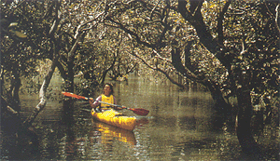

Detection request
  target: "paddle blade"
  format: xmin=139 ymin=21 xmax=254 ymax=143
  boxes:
xmin=129 ymin=108 xmax=149 ymax=116
xmin=61 ymin=92 xmax=88 ymax=100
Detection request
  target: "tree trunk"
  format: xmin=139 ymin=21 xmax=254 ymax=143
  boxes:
xmin=65 ymin=55 xmax=75 ymax=92
xmin=236 ymin=90 xmax=261 ymax=155
xmin=11 ymin=69 xmax=22 ymax=112
xmin=236 ymin=71 xmax=260 ymax=156
xmin=205 ymin=81 xmax=229 ymax=109
xmin=6 ymin=69 xmax=22 ymax=112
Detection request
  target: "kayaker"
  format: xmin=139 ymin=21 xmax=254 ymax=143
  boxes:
xmin=89 ymin=83 xmax=123 ymax=112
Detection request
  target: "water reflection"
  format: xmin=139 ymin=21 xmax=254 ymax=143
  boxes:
xmin=2 ymin=75 xmax=278 ymax=160
xmin=92 ymin=121 xmax=137 ymax=146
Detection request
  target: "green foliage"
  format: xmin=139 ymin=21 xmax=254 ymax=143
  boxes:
xmin=1 ymin=0 xmax=59 ymax=101
xmin=1 ymin=0 xmax=139 ymax=98
xmin=99 ymin=0 xmax=279 ymax=132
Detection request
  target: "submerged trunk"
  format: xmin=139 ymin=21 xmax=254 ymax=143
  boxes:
xmin=65 ymin=56 xmax=75 ymax=92
xmin=6 ymin=69 xmax=22 ymax=112
xmin=205 ymin=81 xmax=230 ymax=110
xmin=12 ymin=70 xmax=21 ymax=112
xmin=63 ymin=57 xmax=75 ymax=116
xmin=204 ymin=80 xmax=232 ymax=129
xmin=236 ymin=90 xmax=258 ymax=152
xmin=236 ymin=71 xmax=260 ymax=157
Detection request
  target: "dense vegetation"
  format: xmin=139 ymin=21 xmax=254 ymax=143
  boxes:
xmin=1 ymin=0 xmax=279 ymax=159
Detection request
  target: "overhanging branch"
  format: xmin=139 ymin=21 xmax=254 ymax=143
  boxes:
xmin=177 ymin=0 xmax=232 ymax=69
xmin=130 ymin=51 xmax=185 ymax=88
xmin=106 ymin=17 xmax=153 ymax=48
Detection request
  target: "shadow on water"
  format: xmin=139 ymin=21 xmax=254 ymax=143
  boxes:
xmin=1 ymin=126 xmax=41 ymax=160
xmin=61 ymin=99 xmax=76 ymax=160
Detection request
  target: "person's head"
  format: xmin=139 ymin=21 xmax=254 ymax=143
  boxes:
xmin=103 ymin=83 xmax=114 ymax=96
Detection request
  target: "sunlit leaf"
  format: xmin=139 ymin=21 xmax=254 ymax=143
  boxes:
xmin=14 ymin=31 xmax=27 ymax=38
xmin=9 ymin=30 xmax=27 ymax=38
xmin=8 ymin=22 xmax=18 ymax=27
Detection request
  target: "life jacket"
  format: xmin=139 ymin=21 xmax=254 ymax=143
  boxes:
xmin=100 ymin=94 xmax=114 ymax=108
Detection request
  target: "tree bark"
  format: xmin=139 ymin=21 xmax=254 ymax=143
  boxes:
xmin=177 ymin=0 xmax=232 ymax=69
xmin=236 ymin=90 xmax=260 ymax=155
xmin=236 ymin=71 xmax=260 ymax=156
xmin=6 ymin=69 xmax=22 ymax=112
xmin=205 ymin=80 xmax=230 ymax=110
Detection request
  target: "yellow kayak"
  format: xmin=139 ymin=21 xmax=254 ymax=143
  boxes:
xmin=91 ymin=109 xmax=137 ymax=131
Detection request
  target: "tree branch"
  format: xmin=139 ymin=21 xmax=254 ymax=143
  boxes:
xmin=152 ymin=49 xmax=172 ymax=63
xmin=189 ymin=0 xmax=204 ymax=16
xmin=56 ymin=60 xmax=67 ymax=80
xmin=150 ymin=0 xmax=160 ymax=20
xmin=1 ymin=96 xmax=18 ymax=116
xmin=177 ymin=0 xmax=232 ymax=69
xmin=106 ymin=17 xmax=153 ymax=48
xmin=217 ymin=1 xmax=231 ymax=44
xmin=157 ymin=2 xmax=171 ymax=48
xmin=171 ymin=47 xmax=201 ymax=82
xmin=130 ymin=51 xmax=185 ymax=88
xmin=275 ymin=4 xmax=280 ymax=34
xmin=101 ymin=52 xmax=117 ymax=84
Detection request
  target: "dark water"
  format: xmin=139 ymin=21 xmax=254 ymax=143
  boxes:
xmin=1 ymin=75 xmax=279 ymax=160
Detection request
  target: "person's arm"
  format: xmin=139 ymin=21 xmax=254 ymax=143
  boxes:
xmin=113 ymin=96 xmax=125 ymax=110
xmin=89 ymin=96 xmax=101 ymax=111
xmin=114 ymin=96 xmax=117 ymax=105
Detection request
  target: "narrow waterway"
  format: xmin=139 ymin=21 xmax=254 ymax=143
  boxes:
xmin=1 ymin=75 xmax=279 ymax=160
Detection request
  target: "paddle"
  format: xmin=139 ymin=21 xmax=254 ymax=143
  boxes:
xmin=62 ymin=92 xmax=149 ymax=116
